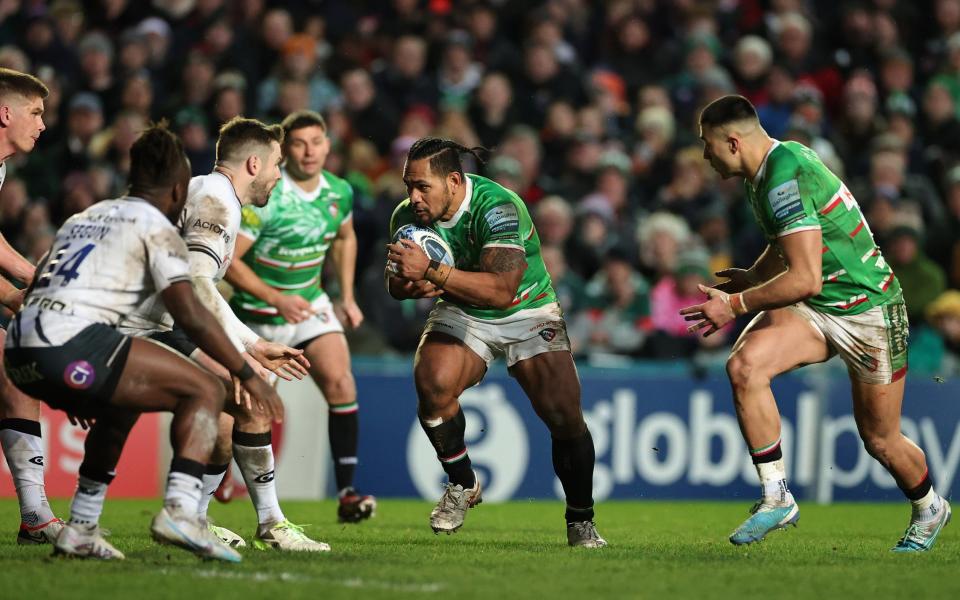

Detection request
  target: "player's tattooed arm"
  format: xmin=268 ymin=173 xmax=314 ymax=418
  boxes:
xmin=436 ymin=246 xmax=527 ymax=310
xmin=482 ymin=246 xmax=528 ymax=273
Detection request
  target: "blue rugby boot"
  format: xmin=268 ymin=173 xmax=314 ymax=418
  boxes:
xmin=729 ymin=497 xmax=799 ymax=545
xmin=892 ymin=497 xmax=951 ymax=553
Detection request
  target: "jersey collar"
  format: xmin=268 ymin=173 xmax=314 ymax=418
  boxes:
xmin=282 ymin=168 xmax=329 ymax=201
xmin=751 ymin=139 xmax=781 ymax=186
xmin=437 ymin=174 xmax=473 ymax=229
xmin=212 ymin=170 xmax=243 ymax=207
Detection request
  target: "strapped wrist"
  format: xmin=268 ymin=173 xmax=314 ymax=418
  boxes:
xmin=233 ymin=362 xmax=256 ymax=381
xmin=730 ymin=292 xmax=749 ymax=316
xmin=424 ymin=260 xmax=452 ymax=289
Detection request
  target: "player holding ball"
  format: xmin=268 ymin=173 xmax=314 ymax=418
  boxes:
xmin=385 ymin=137 xmax=605 ymax=548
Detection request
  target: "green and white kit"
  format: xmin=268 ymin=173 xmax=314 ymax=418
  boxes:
xmin=745 ymin=140 xmax=907 ymax=382
xmin=233 ymin=169 xmax=354 ymax=347
xmin=390 ymin=174 xmax=569 ymax=366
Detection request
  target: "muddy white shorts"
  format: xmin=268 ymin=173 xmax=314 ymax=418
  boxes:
xmin=789 ymin=297 xmax=909 ymax=385
xmin=422 ymin=302 xmax=571 ymax=367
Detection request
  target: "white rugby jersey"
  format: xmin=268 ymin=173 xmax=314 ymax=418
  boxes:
xmin=8 ymin=197 xmax=190 ymax=347
xmin=119 ymin=172 xmax=256 ymax=351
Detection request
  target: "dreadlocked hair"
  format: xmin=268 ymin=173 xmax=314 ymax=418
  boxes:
xmin=129 ymin=119 xmax=187 ymax=191
xmin=406 ymin=137 xmax=489 ymax=178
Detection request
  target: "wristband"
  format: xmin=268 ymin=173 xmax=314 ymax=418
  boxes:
xmin=424 ymin=260 xmax=452 ymax=289
xmin=424 ymin=259 xmax=441 ymax=280
xmin=233 ymin=362 xmax=256 ymax=382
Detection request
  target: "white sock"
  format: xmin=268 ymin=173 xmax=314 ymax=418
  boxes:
xmin=164 ymin=471 xmax=203 ymax=514
xmin=69 ymin=475 xmax=109 ymax=525
xmin=233 ymin=440 xmax=284 ymax=526
xmin=757 ymin=459 xmax=793 ymax=504
xmin=912 ymin=487 xmax=942 ymax=522
xmin=0 ymin=422 xmax=55 ymax=525
xmin=198 ymin=465 xmax=228 ymax=519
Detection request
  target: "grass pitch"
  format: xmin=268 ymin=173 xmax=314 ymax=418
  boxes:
xmin=0 ymin=498 xmax=957 ymax=599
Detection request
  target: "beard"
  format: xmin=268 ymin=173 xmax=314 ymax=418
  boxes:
xmin=415 ymin=186 xmax=455 ymax=225
xmin=250 ymin=174 xmax=277 ymax=207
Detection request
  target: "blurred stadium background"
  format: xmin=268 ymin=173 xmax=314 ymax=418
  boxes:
xmin=1 ymin=0 xmax=960 ymax=505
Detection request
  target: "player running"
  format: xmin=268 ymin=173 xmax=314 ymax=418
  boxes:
xmin=0 ymin=67 xmax=65 ymax=545
xmin=3 ymin=122 xmax=284 ymax=562
xmin=385 ymin=138 xmax=605 ymax=548
xmin=681 ymin=95 xmax=949 ymax=551
xmin=225 ymin=110 xmax=376 ymax=523
xmin=118 ymin=117 xmax=329 ymax=552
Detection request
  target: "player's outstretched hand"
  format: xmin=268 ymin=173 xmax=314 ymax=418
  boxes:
xmin=249 ymin=339 xmax=311 ymax=381
xmin=242 ymin=376 xmax=284 ymax=423
xmin=273 ymin=293 xmax=314 ymax=324
xmin=386 ymin=239 xmax=429 ymax=281
xmin=679 ymin=284 xmax=737 ymax=337
xmin=713 ymin=268 xmax=756 ymax=294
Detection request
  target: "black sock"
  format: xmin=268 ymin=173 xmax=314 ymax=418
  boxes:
xmin=900 ymin=470 xmax=933 ymax=501
xmin=328 ymin=409 xmax=359 ymax=493
xmin=419 ymin=408 xmax=475 ymax=488
xmin=552 ymin=429 xmax=596 ymax=524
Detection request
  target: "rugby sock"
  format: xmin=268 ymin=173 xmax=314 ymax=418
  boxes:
xmin=232 ymin=430 xmax=285 ymax=525
xmin=198 ymin=463 xmax=229 ymax=519
xmin=751 ymin=439 xmax=792 ymax=503
xmin=902 ymin=470 xmax=942 ymax=521
xmin=68 ymin=464 xmax=115 ymax=525
xmin=552 ymin=430 xmax=596 ymax=524
xmin=328 ymin=403 xmax=359 ymax=493
xmin=0 ymin=419 xmax=55 ymax=525
xmin=419 ymin=408 xmax=475 ymax=489
xmin=164 ymin=457 xmax=204 ymax=514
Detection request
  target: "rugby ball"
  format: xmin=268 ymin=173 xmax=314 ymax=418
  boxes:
xmin=392 ymin=224 xmax=455 ymax=266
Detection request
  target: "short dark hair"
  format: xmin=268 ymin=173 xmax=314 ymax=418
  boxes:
xmin=406 ymin=137 xmax=488 ymax=178
xmin=129 ymin=120 xmax=187 ymax=190
xmin=281 ymin=110 xmax=326 ymax=140
xmin=215 ymin=116 xmax=284 ymax=164
xmin=699 ymin=95 xmax=758 ymax=128
xmin=0 ymin=68 xmax=49 ymax=102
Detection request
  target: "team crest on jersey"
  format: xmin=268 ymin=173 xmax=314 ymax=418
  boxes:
xmin=539 ymin=328 xmax=557 ymax=342
xmin=64 ymin=360 xmax=95 ymax=390
xmin=328 ymin=203 xmax=339 ymax=218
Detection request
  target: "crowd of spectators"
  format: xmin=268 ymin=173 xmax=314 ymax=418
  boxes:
xmin=2 ymin=0 xmax=960 ymax=372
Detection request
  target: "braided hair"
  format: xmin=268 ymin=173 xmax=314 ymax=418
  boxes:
xmin=406 ymin=137 xmax=488 ymax=178
xmin=129 ymin=119 xmax=188 ymax=193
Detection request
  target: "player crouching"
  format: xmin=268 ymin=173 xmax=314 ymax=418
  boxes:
xmin=4 ymin=123 xmax=285 ymax=561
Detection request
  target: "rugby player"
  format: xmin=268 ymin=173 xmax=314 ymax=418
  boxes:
xmin=0 ymin=67 xmax=63 ymax=544
xmin=226 ymin=110 xmax=376 ymax=523
xmin=118 ymin=117 xmax=329 ymax=552
xmin=3 ymin=122 xmax=284 ymax=561
xmin=386 ymin=138 xmax=605 ymax=548
xmin=681 ymin=95 xmax=949 ymax=551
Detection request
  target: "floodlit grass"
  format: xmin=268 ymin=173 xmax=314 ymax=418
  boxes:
xmin=1 ymin=498 xmax=957 ymax=599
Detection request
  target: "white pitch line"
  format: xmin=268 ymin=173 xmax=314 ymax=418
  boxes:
xmin=187 ymin=569 xmax=445 ymax=592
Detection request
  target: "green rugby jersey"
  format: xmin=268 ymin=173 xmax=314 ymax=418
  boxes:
xmin=745 ymin=140 xmax=900 ymax=315
xmin=390 ymin=174 xmax=557 ymax=320
xmin=232 ymin=169 xmax=353 ymax=324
